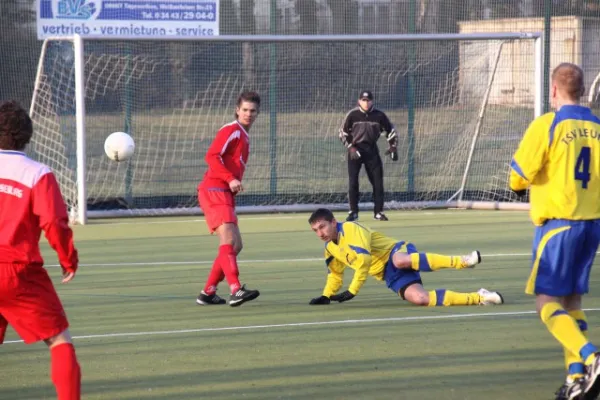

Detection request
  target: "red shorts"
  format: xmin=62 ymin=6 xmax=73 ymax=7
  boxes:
xmin=198 ymin=186 xmax=237 ymax=233
xmin=0 ymin=264 xmax=69 ymax=344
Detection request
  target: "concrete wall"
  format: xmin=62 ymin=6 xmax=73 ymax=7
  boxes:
xmin=458 ymin=16 xmax=600 ymax=106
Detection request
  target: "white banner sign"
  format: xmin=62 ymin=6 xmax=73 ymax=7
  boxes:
xmin=38 ymin=0 xmax=219 ymax=39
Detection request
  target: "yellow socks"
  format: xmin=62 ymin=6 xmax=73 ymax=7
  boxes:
xmin=541 ymin=303 xmax=597 ymax=366
xmin=565 ymin=310 xmax=588 ymax=380
xmin=427 ymin=289 xmax=481 ymax=306
xmin=410 ymin=253 xmax=464 ymax=272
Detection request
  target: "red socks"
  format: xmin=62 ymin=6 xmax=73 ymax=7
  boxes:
xmin=50 ymin=343 xmax=81 ymax=400
xmin=219 ymin=244 xmax=241 ymax=293
xmin=203 ymin=245 xmax=241 ymax=294
xmin=203 ymin=258 xmax=225 ymax=295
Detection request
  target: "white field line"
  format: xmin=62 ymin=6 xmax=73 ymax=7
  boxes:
xmin=45 ymin=252 xmax=535 ymax=268
xmin=97 ymin=210 xmax=527 ymax=226
xmin=6 ymin=308 xmax=600 ymax=345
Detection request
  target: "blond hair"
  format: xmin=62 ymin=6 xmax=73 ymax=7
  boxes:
xmin=552 ymin=63 xmax=585 ymax=100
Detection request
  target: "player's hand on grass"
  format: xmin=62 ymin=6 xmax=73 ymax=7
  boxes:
xmin=229 ymin=179 xmax=243 ymax=194
xmin=309 ymin=295 xmax=331 ymax=305
xmin=348 ymin=147 xmax=361 ymax=161
xmin=330 ymin=290 xmax=355 ymax=303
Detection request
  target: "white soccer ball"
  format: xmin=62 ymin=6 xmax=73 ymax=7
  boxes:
xmin=104 ymin=132 xmax=135 ymax=162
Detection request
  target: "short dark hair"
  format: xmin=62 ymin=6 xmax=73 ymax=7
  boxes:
xmin=0 ymin=100 xmax=33 ymax=151
xmin=235 ymin=91 xmax=261 ymax=118
xmin=308 ymin=208 xmax=335 ymax=225
xmin=552 ymin=63 xmax=585 ymax=100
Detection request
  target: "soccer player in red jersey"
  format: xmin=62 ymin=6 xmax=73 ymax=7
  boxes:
xmin=196 ymin=91 xmax=261 ymax=307
xmin=0 ymin=101 xmax=81 ymax=400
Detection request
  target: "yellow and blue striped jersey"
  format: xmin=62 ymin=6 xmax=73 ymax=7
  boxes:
xmin=510 ymin=105 xmax=600 ymax=226
xmin=322 ymin=221 xmax=398 ymax=297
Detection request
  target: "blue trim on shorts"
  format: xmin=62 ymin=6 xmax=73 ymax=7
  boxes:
xmin=530 ymin=219 xmax=600 ymax=296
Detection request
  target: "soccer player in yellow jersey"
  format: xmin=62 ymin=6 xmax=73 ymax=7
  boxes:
xmin=307 ymin=208 xmax=504 ymax=307
xmin=509 ymin=63 xmax=600 ymax=400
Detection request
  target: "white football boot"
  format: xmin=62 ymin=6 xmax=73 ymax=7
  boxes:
xmin=477 ymin=288 xmax=504 ymax=305
xmin=460 ymin=250 xmax=482 ymax=268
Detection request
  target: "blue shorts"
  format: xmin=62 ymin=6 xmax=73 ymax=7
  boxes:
xmin=526 ymin=219 xmax=600 ymax=296
xmin=384 ymin=241 xmax=422 ymax=298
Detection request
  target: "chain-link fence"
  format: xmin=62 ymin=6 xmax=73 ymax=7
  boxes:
xmin=2 ymin=1 xmax=600 ymax=216
xmin=3 ymin=1 xmax=600 ymax=108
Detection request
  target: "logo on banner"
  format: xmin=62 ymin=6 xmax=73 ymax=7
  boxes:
xmin=54 ymin=0 xmax=100 ymax=20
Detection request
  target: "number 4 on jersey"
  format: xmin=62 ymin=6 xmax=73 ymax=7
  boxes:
xmin=575 ymin=146 xmax=591 ymax=189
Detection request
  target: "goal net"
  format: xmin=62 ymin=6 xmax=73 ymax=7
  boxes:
xmin=29 ymin=34 xmax=542 ymax=224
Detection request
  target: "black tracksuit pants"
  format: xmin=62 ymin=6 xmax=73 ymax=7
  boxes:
xmin=347 ymin=147 xmax=384 ymax=215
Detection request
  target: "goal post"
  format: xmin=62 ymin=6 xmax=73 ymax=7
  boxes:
xmin=30 ymin=34 xmax=88 ymax=225
xmin=29 ymin=33 xmax=543 ymax=224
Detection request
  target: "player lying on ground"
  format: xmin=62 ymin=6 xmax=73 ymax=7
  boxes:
xmin=307 ymin=208 xmax=504 ymax=306
xmin=0 ymin=100 xmax=81 ymax=400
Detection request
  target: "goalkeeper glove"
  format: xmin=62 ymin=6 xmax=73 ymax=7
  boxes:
xmin=385 ymin=130 xmax=398 ymax=161
xmin=309 ymin=295 xmax=331 ymax=305
xmin=330 ymin=290 xmax=355 ymax=303
xmin=385 ymin=146 xmax=398 ymax=161
xmin=348 ymin=146 xmax=361 ymax=161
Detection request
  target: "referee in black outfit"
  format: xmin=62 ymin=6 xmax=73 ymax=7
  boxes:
xmin=339 ymin=90 xmax=398 ymax=221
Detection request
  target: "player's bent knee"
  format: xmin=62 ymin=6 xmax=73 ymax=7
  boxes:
xmin=403 ymin=285 xmax=430 ymax=306
xmin=535 ymin=294 xmax=558 ymax=314
xmin=217 ymin=223 xmax=238 ymax=245
xmin=44 ymin=329 xmax=73 ymax=348
xmin=408 ymin=295 xmax=430 ymax=306
xmin=393 ymin=252 xmax=412 ymax=269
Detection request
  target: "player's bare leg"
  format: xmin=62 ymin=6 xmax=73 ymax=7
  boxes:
xmin=45 ymin=330 xmax=81 ymax=400
xmin=214 ymin=223 xmax=259 ymax=307
xmin=402 ymin=283 xmax=502 ymax=306
xmin=393 ymin=250 xmax=481 ymax=272
xmin=216 ymin=222 xmax=243 ymax=254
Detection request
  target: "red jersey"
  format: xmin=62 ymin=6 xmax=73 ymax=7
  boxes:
xmin=200 ymin=121 xmax=250 ymax=191
xmin=0 ymin=150 xmax=78 ymax=272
